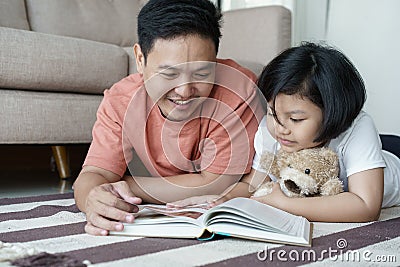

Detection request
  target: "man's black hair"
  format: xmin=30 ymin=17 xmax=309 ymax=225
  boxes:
xmin=138 ymin=0 xmax=222 ymax=62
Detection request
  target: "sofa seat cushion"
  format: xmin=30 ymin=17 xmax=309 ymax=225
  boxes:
xmin=0 ymin=27 xmax=128 ymax=94
xmin=0 ymin=90 xmax=102 ymax=144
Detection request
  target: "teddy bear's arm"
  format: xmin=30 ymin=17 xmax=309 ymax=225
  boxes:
xmin=320 ymin=178 xmax=344 ymax=196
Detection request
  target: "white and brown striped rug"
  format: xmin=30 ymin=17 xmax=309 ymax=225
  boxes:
xmin=1 ymin=193 xmax=399 ymax=266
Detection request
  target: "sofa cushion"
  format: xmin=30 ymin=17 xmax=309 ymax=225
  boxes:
xmin=219 ymin=6 xmax=291 ymax=76
xmin=0 ymin=0 xmax=30 ymax=30
xmin=0 ymin=27 xmax=128 ymax=94
xmin=26 ymin=0 xmax=140 ymax=47
xmin=122 ymin=46 xmax=138 ymax=74
xmin=0 ymin=90 xmax=102 ymax=144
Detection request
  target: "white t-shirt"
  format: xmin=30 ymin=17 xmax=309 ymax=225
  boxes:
xmin=252 ymin=111 xmax=400 ymax=208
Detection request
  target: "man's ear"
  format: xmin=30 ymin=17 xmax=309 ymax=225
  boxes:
xmin=133 ymin=43 xmax=145 ymax=74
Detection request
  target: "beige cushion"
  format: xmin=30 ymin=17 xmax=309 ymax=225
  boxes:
xmin=0 ymin=90 xmax=102 ymax=144
xmin=26 ymin=0 xmax=140 ymax=47
xmin=0 ymin=0 xmax=30 ymax=30
xmin=0 ymin=27 xmax=128 ymax=94
xmin=123 ymin=46 xmax=138 ymax=74
xmin=219 ymin=6 xmax=291 ymax=76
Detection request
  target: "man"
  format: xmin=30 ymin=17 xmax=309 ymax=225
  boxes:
xmin=73 ymin=0 xmax=263 ymax=235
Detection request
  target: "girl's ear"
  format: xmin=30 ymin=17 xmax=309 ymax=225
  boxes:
xmin=133 ymin=43 xmax=145 ymax=74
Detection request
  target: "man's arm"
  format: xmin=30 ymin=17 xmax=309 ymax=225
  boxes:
xmin=123 ymin=171 xmax=242 ymax=204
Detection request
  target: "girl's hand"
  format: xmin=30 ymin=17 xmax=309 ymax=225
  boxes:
xmin=167 ymin=195 xmax=228 ymax=209
xmin=250 ymin=182 xmax=288 ymax=207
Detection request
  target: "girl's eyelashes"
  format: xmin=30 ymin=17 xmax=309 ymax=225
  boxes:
xmin=290 ymin=118 xmax=305 ymax=123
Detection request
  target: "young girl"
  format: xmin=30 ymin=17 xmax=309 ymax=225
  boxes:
xmin=169 ymin=42 xmax=400 ymax=222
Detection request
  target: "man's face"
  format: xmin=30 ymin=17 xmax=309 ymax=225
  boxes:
xmin=134 ymin=35 xmax=217 ymax=121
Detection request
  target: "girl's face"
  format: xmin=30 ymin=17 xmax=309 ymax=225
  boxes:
xmin=266 ymin=93 xmax=324 ymax=153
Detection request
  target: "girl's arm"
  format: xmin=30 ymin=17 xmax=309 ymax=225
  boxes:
xmin=168 ymin=168 xmax=269 ymax=208
xmin=221 ymin=168 xmax=270 ymax=200
xmin=252 ymin=168 xmax=384 ymax=222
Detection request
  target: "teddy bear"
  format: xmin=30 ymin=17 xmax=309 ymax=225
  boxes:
xmin=253 ymin=147 xmax=343 ymax=198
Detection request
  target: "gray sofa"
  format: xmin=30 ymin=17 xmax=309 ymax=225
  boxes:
xmin=0 ymin=0 xmax=291 ymax=180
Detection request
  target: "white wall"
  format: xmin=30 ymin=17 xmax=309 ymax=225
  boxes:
xmin=326 ymin=0 xmax=400 ymax=135
xmin=295 ymin=0 xmax=400 ymax=135
xmin=223 ymin=0 xmax=400 ymax=135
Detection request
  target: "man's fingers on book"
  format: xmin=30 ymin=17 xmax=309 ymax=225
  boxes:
xmin=88 ymin=212 xmax=127 ymax=233
xmin=114 ymin=198 xmax=140 ymax=213
xmin=98 ymin=188 xmax=141 ymax=213
xmin=85 ymin=222 xmax=109 ymax=236
xmin=127 ymin=197 xmax=142 ymax=205
xmin=89 ymin=203 xmax=134 ymax=226
xmin=112 ymin=181 xmax=142 ymax=205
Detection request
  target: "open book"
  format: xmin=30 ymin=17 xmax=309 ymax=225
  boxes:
xmin=110 ymin=197 xmax=312 ymax=247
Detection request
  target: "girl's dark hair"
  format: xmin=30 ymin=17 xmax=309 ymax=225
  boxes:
xmin=138 ymin=0 xmax=222 ymax=62
xmin=257 ymin=42 xmax=366 ymax=143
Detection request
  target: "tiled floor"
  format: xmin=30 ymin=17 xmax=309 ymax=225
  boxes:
xmin=0 ymin=144 xmax=87 ymax=199
xmin=0 ymin=170 xmax=74 ymax=199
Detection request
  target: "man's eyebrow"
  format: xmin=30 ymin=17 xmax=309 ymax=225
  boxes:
xmin=194 ymin=64 xmax=214 ymax=71
xmin=158 ymin=63 xmax=214 ymax=71
xmin=157 ymin=65 xmax=180 ymax=71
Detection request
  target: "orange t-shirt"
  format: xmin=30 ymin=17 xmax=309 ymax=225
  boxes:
xmin=84 ymin=59 xmax=264 ymax=177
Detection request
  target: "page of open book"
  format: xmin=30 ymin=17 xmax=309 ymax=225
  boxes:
xmin=202 ymin=198 xmax=310 ymax=244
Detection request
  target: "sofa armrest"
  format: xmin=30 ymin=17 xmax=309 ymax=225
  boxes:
xmin=219 ymin=6 xmax=292 ymax=76
xmin=0 ymin=27 xmax=128 ymax=94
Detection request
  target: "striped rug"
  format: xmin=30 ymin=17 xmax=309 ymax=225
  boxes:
xmin=1 ymin=193 xmax=399 ymax=266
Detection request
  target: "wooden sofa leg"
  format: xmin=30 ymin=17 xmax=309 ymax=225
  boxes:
xmin=51 ymin=145 xmax=71 ymax=180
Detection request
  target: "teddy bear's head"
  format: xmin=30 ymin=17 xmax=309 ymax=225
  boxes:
xmin=255 ymin=147 xmax=343 ymax=198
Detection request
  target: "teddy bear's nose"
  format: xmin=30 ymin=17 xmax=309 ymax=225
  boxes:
xmin=305 ymin=169 xmax=310 ymax=175
xmin=284 ymin=180 xmax=301 ymax=194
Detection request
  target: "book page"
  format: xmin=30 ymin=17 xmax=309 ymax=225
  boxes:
xmin=139 ymin=203 xmax=208 ymax=219
xmin=203 ymin=198 xmax=310 ymax=241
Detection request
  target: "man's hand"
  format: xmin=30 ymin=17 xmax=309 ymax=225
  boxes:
xmin=84 ymin=181 xmax=142 ymax=235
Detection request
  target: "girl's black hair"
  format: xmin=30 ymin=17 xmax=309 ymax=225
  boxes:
xmin=138 ymin=0 xmax=222 ymax=62
xmin=257 ymin=42 xmax=366 ymax=143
